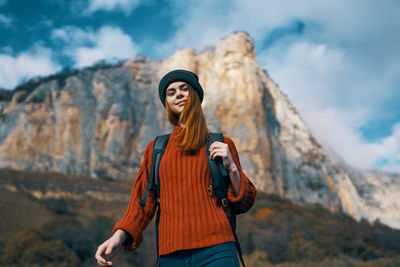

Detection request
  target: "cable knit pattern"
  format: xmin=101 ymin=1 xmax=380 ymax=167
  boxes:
xmin=113 ymin=126 xmax=257 ymax=256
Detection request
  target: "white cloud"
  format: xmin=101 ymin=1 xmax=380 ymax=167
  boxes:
xmin=259 ymin=39 xmax=400 ymax=171
xmin=52 ymin=25 xmax=137 ymax=68
xmin=259 ymin=40 xmax=391 ymax=117
xmin=0 ymin=44 xmax=61 ymax=89
xmin=368 ymin=123 xmax=400 ymax=173
xmin=85 ymin=0 xmax=141 ymax=15
xmin=52 ymin=26 xmax=95 ymax=45
xmin=0 ymin=14 xmax=13 ymax=27
xmin=295 ymin=103 xmax=400 ymax=173
xmin=301 ymin=107 xmax=377 ymax=170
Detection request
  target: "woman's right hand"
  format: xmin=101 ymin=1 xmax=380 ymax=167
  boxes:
xmin=95 ymin=229 xmax=128 ymax=266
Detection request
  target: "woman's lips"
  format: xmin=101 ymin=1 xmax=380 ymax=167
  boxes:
xmin=177 ymin=101 xmax=186 ymax=106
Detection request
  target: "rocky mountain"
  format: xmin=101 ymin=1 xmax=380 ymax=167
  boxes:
xmin=0 ymin=32 xmax=399 ymax=229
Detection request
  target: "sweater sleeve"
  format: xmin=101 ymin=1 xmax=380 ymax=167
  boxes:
xmin=223 ymin=136 xmax=257 ymax=214
xmin=112 ymin=139 xmax=157 ymax=251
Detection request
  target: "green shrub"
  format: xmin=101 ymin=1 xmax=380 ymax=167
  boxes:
xmin=2 ymin=229 xmax=43 ymax=264
xmin=21 ymin=239 xmax=80 ymax=267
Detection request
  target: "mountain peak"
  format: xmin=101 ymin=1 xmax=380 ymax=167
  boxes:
xmin=216 ymin=31 xmax=255 ymax=55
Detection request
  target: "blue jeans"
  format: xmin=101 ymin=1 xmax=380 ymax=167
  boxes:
xmin=159 ymin=242 xmax=240 ymax=267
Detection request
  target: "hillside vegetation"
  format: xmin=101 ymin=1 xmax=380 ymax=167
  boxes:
xmin=0 ymin=168 xmax=399 ymax=267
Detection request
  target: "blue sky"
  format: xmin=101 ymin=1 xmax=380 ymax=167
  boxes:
xmin=1 ymin=0 xmax=399 ymax=173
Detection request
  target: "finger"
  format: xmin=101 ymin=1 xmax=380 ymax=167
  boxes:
xmin=208 ymin=141 xmax=223 ymax=151
xmin=97 ymin=260 xmax=108 ymax=266
xmin=96 ymin=257 xmax=107 ymax=266
xmin=210 ymin=149 xmax=228 ymax=159
xmin=210 ymin=148 xmax=225 ymax=156
xmin=105 ymin=245 xmax=113 ymax=256
xmin=209 ymin=143 xmax=226 ymax=154
xmin=97 ymin=257 xmax=109 ymax=266
xmin=210 ymin=149 xmax=226 ymax=159
xmin=95 ymin=246 xmax=107 ymax=264
xmin=210 ymin=145 xmax=229 ymax=156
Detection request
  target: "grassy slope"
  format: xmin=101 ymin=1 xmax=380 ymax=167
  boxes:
xmin=0 ymin=168 xmax=399 ymax=267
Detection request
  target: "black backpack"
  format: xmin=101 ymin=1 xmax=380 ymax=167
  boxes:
xmin=139 ymin=133 xmax=245 ymax=266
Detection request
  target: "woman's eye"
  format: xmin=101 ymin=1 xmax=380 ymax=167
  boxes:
xmin=183 ymin=87 xmax=189 ymax=91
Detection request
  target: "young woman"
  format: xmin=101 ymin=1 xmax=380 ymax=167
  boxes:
xmin=95 ymin=69 xmax=257 ymax=267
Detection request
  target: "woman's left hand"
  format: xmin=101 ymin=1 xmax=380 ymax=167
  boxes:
xmin=209 ymin=141 xmax=237 ymax=172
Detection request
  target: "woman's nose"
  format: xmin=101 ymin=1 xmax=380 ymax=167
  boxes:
xmin=176 ymin=89 xmax=184 ymax=98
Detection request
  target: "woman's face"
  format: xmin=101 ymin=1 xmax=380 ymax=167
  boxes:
xmin=166 ymin=81 xmax=190 ymax=115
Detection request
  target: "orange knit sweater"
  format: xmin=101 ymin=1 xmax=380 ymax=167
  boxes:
xmin=113 ymin=126 xmax=257 ymax=256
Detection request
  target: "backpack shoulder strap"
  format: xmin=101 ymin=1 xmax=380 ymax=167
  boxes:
xmin=139 ymin=134 xmax=170 ymax=207
xmin=206 ymin=133 xmax=228 ymax=204
xmin=153 ymin=134 xmax=170 ymax=198
xmin=206 ymin=133 xmax=246 ymax=267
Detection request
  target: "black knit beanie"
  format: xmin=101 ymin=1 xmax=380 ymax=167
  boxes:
xmin=158 ymin=69 xmax=204 ymax=107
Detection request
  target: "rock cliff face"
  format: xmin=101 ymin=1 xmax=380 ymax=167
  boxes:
xmin=0 ymin=32 xmax=399 ymax=229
